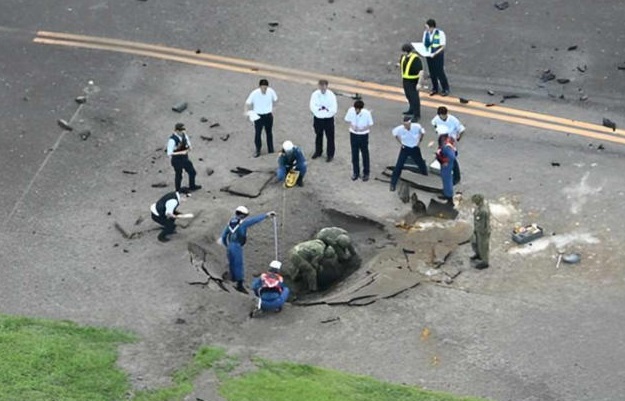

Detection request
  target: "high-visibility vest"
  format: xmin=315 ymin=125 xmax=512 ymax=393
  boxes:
xmin=400 ymin=53 xmax=421 ymax=79
xmin=430 ymin=30 xmax=442 ymax=50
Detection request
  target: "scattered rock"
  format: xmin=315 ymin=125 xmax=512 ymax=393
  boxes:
xmin=597 ymin=144 xmax=605 ymax=150
xmin=494 ymin=1 xmax=509 ymax=10
xmin=175 ymin=318 xmax=187 ymax=324
xmin=200 ymin=135 xmax=213 ymax=141
xmin=172 ymin=102 xmax=188 ymax=113
xmin=134 ymin=216 xmax=144 ymax=226
xmin=432 ymin=244 xmax=454 ymax=265
xmin=206 ymin=167 xmax=215 ymax=176
xmin=78 ymin=130 xmax=91 ymax=140
xmin=75 ymin=96 xmax=87 ymax=104
xmin=502 ymin=94 xmax=520 ymax=100
xmin=540 ymin=70 xmax=556 ymax=82
xmin=195 ymin=49 xmax=201 ymax=54
xmin=365 ymin=6 xmax=374 ymax=14
xmin=487 ymin=90 xmax=495 ymax=96
xmin=268 ymin=22 xmax=279 ymax=27
xmin=557 ymin=78 xmax=571 ymax=84
xmin=122 ymin=170 xmax=138 ymax=175
xmin=209 ymin=122 xmax=220 ymax=128
xmin=320 ymin=317 xmax=340 ymax=324
xmin=123 ymin=249 xmax=129 ymax=253
xmin=485 ymin=103 xmax=495 ymax=107
xmin=200 ymin=117 xmax=208 ymax=123
xmin=114 ymin=222 xmax=131 ymax=239
xmin=579 ymin=95 xmax=589 ymax=101
xmin=530 ymin=44 xmax=536 ymax=49
xmin=551 ymin=162 xmax=561 ymax=167
xmin=618 ymin=62 xmax=625 ymax=71
xmin=220 ymin=134 xmax=230 ymax=141
xmin=151 ymin=182 xmax=168 ymax=188
xmin=398 ymin=181 xmax=410 ymax=203
xmin=459 ymin=97 xmax=469 ymax=104
xmin=57 ymin=119 xmax=73 ymax=131
xmin=577 ymin=65 xmax=587 ymax=73
xmin=567 ymin=45 xmax=578 ymax=51
xmin=602 ymin=118 xmax=617 ymax=131
xmin=559 ymin=94 xmax=565 ymax=99
xmin=155 ymin=146 xmax=164 ymax=152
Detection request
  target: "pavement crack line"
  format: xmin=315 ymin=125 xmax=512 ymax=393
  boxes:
xmin=5 ymin=103 xmax=84 ymax=228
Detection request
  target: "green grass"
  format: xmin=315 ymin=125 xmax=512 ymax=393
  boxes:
xmin=133 ymin=346 xmax=227 ymax=401
xmin=0 ymin=314 xmax=134 ymax=401
xmin=219 ymin=359 xmax=488 ymax=401
xmin=0 ymin=314 xmax=487 ymax=401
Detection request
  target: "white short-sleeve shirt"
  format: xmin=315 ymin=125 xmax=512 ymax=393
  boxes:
xmin=431 ymin=114 xmax=465 ymax=140
xmin=309 ymin=89 xmax=338 ymax=119
xmin=246 ymin=88 xmax=278 ymax=114
xmin=344 ymin=107 xmax=374 ymax=134
xmin=392 ymin=123 xmax=425 ymax=147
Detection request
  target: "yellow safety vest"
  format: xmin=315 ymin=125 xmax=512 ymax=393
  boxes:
xmin=401 ymin=53 xmax=421 ymax=79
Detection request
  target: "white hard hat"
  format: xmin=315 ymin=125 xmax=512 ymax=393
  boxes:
xmin=436 ymin=125 xmax=450 ymax=135
xmin=235 ymin=205 xmax=249 ymax=215
xmin=282 ymin=140 xmax=294 ymax=152
xmin=269 ymin=260 xmax=282 ymax=270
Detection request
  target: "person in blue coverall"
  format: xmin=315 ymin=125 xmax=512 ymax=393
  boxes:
xmin=435 ymin=125 xmax=457 ymax=203
xmin=220 ymin=206 xmax=276 ymax=293
xmin=252 ymin=260 xmax=290 ymax=313
xmin=277 ymin=140 xmax=307 ymax=187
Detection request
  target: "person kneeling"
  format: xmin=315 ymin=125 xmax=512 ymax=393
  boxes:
xmin=252 ymin=260 xmax=290 ymax=313
xmin=277 ymin=140 xmax=307 ymax=187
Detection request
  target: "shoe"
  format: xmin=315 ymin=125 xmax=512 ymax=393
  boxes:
xmin=470 ymin=254 xmax=480 ymax=260
xmin=351 ymin=174 xmax=359 ymax=181
xmin=189 ymin=185 xmax=202 ymax=191
xmin=429 ymin=90 xmax=438 ymax=96
xmin=362 ymin=175 xmax=369 ymax=182
xmin=253 ymin=152 xmax=260 ymax=158
xmin=157 ymin=233 xmax=170 ymax=243
xmin=390 ymin=184 xmax=396 ymax=192
xmin=235 ymin=282 xmax=249 ymax=294
xmin=326 ymin=156 xmax=333 ymax=162
xmin=268 ymin=150 xmax=275 ymax=154
xmin=402 ymin=110 xmax=413 ymax=115
xmin=441 ymin=91 xmax=449 ymax=97
xmin=475 ymin=262 xmax=489 ymax=270
xmin=311 ymin=153 xmax=321 ymax=159
xmin=297 ymin=180 xmax=304 ymax=187
xmin=275 ymin=307 xmax=282 ymax=313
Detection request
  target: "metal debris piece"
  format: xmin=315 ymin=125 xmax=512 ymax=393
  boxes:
xmin=567 ymin=45 xmax=578 ymax=51
xmin=602 ymin=118 xmax=617 ymax=131
xmin=75 ymin=96 xmax=87 ymax=104
xmin=551 ymin=162 xmax=561 ymax=167
xmin=122 ymin=170 xmax=138 ymax=175
xmin=494 ymin=1 xmax=509 ymax=10
xmin=57 ymin=119 xmax=73 ymax=131
xmin=171 ymin=102 xmax=188 ymax=113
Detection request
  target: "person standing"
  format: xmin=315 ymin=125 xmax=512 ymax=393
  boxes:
xmin=150 ymin=191 xmax=184 ymax=242
xmin=167 ymin=123 xmax=201 ymax=194
xmin=251 ymin=260 xmax=290 ymax=314
xmin=277 ymin=140 xmax=307 ymax=187
xmin=400 ymin=43 xmax=423 ymax=121
xmin=471 ymin=194 xmax=490 ymax=270
xmin=344 ymin=100 xmax=374 ymax=181
xmin=309 ymin=79 xmax=338 ymax=162
xmin=431 ymin=106 xmax=465 ymax=184
xmin=423 ymin=19 xmax=450 ymax=96
xmin=389 ymin=116 xmax=428 ymax=192
xmin=245 ymin=79 xmax=278 ymax=157
xmin=220 ymin=206 xmax=276 ymax=293
xmin=435 ymin=127 xmax=456 ymax=202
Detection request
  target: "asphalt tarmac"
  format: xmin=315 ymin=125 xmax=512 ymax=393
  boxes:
xmin=1 ymin=1 xmax=625 ymax=400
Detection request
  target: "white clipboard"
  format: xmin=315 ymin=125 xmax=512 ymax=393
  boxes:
xmin=246 ymin=111 xmax=261 ymax=122
xmin=411 ymin=42 xmax=432 ymax=58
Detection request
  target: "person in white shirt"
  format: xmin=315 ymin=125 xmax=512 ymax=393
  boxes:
xmin=389 ymin=115 xmax=429 ymax=191
xmin=431 ymin=106 xmax=465 ymax=184
xmin=344 ymin=100 xmax=374 ymax=181
xmin=245 ymin=79 xmax=278 ymax=157
xmin=150 ymin=191 xmax=185 ymax=242
xmin=423 ymin=19 xmax=450 ymax=96
xmin=309 ymin=79 xmax=338 ymax=162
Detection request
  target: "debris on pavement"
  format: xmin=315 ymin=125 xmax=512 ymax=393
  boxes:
xmin=172 ymin=102 xmax=188 ymax=113
xmin=540 ymin=70 xmax=556 ymax=82
xmin=78 ymin=130 xmax=91 ymax=140
xmin=209 ymin=122 xmax=220 ymax=128
xmin=200 ymin=135 xmax=213 ymax=141
xmin=122 ymin=170 xmax=138 ymax=175
xmin=206 ymin=167 xmax=214 ymax=176
xmin=57 ymin=119 xmax=73 ymax=131
xmin=487 ymin=90 xmax=495 ymax=96
xmin=562 ymin=253 xmax=581 ymax=264
xmin=602 ymin=118 xmax=617 ymax=131
xmin=151 ymin=182 xmax=168 ymax=188
xmin=557 ymin=78 xmax=571 ymax=84
xmin=551 ymin=162 xmax=561 ymax=167
xmin=459 ymin=97 xmax=470 ymax=104
xmin=320 ymin=317 xmax=341 ymax=324
xmin=617 ymin=62 xmax=625 ymax=70
xmin=200 ymin=117 xmax=208 ymax=123
xmin=75 ymin=95 xmax=87 ymax=104
xmin=577 ymin=65 xmax=587 ymax=73
xmin=567 ymin=45 xmax=578 ymax=51
xmin=494 ymin=1 xmax=509 ymax=10
xmin=365 ymin=6 xmax=374 ymax=14
xmin=220 ymin=134 xmax=230 ymax=141
xmin=580 ymin=94 xmax=589 ymax=101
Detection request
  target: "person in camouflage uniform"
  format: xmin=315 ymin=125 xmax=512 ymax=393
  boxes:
xmin=286 ymin=239 xmax=328 ymax=292
xmin=316 ymin=227 xmax=357 ymax=262
xmin=470 ymin=194 xmax=490 ymax=269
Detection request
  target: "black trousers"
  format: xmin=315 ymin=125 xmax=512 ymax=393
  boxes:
xmin=402 ymin=78 xmax=421 ymax=119
xmin=426 ymin=51 xmax=450 ymax=93
xmin=350 ymin=133 xmax=370 ymax=177
xmin=151 ymin=213 xmax=176 ymax=235
xmin=254 ymin=113 xmax=274 ymax=153
xmin=313 ymin=117 xmax=335 ymax=157
xmin=171 ymin=156 xmax=196 ymax=192
xmin=390 ymin=145 xmax=428 ymax=186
